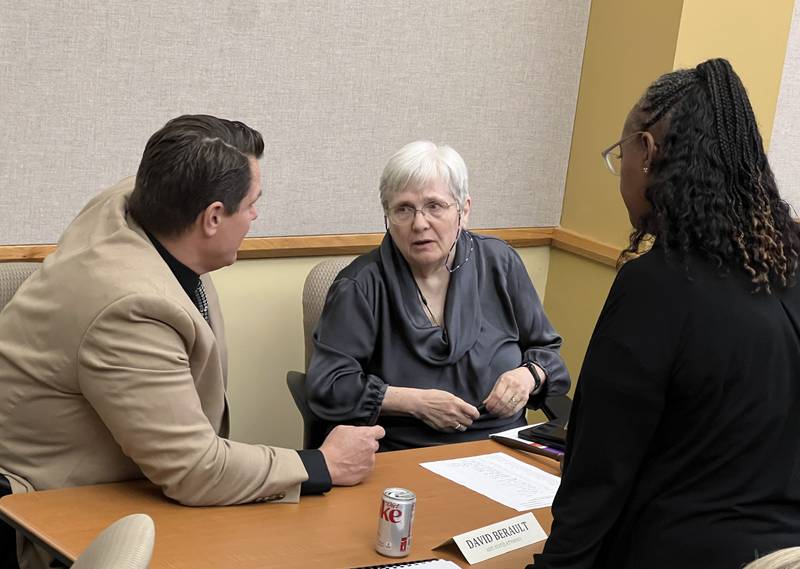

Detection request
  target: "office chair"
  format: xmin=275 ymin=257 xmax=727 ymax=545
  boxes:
xmin=743 ymin=546 xmax=800 ymax=569
xmin=0 ymin=262 xmax=40 ymax=311
xmin=286 ymin=370 xmax=334 ymax=450
xmin=0 ymin=261 xmax=41 ymax=569
xmin=300 ymin=257 xmax=354 ymax=369
xmin=541 ymin=393 xmax=573 ymax=426
xmin=71 ymin=513 xmax=155 ymax=569
xmin=287 ymin=257 xmax=354 ymax=449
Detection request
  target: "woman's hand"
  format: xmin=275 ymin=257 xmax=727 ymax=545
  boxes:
xmin=413 ymin=389 xmax=481 ymax=432
xmin=483 ymin=365 xmax=544 ymax=418
xmin=382 ymin=386 xmax=479 ymax=432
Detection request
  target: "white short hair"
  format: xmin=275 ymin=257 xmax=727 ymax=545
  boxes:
xmin=379 ymin=141 xmax=469 ymax=211
xmin=744 ymin=548 xmax=800 ymax=569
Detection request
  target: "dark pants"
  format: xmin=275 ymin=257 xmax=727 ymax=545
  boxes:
xmin=0 ymin=474 xmax=19 ymax=569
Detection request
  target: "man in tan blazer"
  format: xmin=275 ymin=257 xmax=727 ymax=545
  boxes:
xmin=0 ymin=115 xmax=384 ymax=569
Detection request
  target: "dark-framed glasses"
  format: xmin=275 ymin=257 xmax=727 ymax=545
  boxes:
xmin=600 ymin=131 xmax=645 ymax=176
xmin=385 ymin=201 xmax=459 ymax=225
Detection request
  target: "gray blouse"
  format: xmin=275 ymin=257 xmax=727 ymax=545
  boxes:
xmin=306 ymin=231 xmax=570 ymax=450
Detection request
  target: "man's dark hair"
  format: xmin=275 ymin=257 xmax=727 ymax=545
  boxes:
xmin=128 ymin=114 xmax=264 ymax=236
xmin=622 ymin=58 xmax=800 ymax=293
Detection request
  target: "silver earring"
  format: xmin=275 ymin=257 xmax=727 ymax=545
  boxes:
xmin=643 ymin=166 xmax=649 ymax=174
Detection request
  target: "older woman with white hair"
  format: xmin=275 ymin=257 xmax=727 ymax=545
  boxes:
xmin=306 ymin=141 xmax=569 ymax=450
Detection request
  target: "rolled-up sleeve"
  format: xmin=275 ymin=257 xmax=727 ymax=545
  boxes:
xmin=306 ymin=277 xmax=387 ymax=425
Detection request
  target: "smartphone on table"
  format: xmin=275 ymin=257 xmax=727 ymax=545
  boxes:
xmin=517 ymin=421 xmax=567 ymax=451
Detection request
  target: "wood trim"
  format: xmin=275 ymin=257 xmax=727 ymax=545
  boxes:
xmin=0 ymin=228 xmax=555 ymax=263
xmin=550 ymin=227 xmax=621 ymax=267
xmin=236 ymin=233 xmax=383 ymax=259
xmin=479 ymin=227 xmax=554 ymax=247
xmin=0 ymin=244 xmax=57 ymax=263
xmin=0 ymin=226 xmax=621 ymax=265
xmin=239 ymin=227 xmax=555 ymax=259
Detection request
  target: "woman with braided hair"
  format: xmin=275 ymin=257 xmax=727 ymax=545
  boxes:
xmin=530 ymin=59 xmax=800 ymax=569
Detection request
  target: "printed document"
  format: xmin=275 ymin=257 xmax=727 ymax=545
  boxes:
xmin=420 ymin=452 xmax=560 ymax=511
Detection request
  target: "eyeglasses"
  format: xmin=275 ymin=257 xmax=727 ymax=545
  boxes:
xmin=600 ymin=131 xmax=645 ymax=176
xmin=385 ymin=201 xmax=459 ymax=225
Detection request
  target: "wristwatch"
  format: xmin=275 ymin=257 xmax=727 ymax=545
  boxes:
xmin=522 ymin=361 xmax=543 ymax=393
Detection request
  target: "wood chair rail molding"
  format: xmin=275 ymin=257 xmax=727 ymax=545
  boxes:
xmin=0 ymin=227 xmax=620 ymax=267
xmin=550 ymin=227 xmax=620 ymax=267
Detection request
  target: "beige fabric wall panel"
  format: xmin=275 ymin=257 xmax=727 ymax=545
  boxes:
xmin=770 ymin=0 xmax=800 ymax=213
xmin=0 ymin=1 xmax=589 ymax=244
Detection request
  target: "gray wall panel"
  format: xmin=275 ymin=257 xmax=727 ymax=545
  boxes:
xmin=770 ymin=0 xmax=800 ymax=215
xmin=0 ymin=1 xmax=590 ymax=243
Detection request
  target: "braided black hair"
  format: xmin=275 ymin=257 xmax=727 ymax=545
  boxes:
xmin=621 ymin=58 xmax=800 ymax=293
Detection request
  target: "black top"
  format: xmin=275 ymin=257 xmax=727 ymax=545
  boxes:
xmin=146 ymin=229 xmax=202 ymax=304
xmin=147 ymin=231 xmax=331 ymax=494
xmin=532 ymin=246 xmax=800 ymax=569
xmin=306 ymin=231 xmax=570 ymax=450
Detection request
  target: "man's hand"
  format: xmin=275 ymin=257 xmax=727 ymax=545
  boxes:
xmin=319 ymin=425 xmax=385 ymax=486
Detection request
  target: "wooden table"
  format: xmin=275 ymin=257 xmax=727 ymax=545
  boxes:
xmin=0 ymin=440 xmax=559 ymax=568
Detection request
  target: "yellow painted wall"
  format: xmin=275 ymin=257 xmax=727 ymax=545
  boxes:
xmin=545 ymin=0 xmax=795 ymax=388
xmin=673 ymin=0 xmax=795 ymax=150
xmin=213 ymin=246 xmax=551 ymax=448
xmin=544 ymin=0 xmax=685 ymax=384
xmin=559 ymin=0 xmax=685 ymax=249
xmin=544 ymin=250 xmax=617 ymax=392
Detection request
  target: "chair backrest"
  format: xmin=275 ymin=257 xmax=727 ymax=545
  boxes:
xmin=71 ymin=513 xmax=155 ymax=569
xmin=287 ymin=257 xmax=354 ymax=449
xmin=541 ymin=394 xmax=573 ymax=426
xmin=0 ymin=263 xmax=40 ymax=569
xmin=0 ymin=262 xmax=40 ymax=312
xmin=286 ymin=371 xmax=331 ymax=449
xmin=301 ymin=257 xmax=354 ymax=369
xmin=742 ymin=546 xmax=800 ymax=569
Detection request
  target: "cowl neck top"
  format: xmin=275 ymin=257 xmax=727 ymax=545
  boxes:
xmin=378 ymin=230 xmax=480 ymax=365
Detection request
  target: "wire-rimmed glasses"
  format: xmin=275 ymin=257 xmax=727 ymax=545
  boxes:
xmin=600 ymin=131 xmax=645 ymax=176
xmin=385 ymin=201 xmax=459 ymax=225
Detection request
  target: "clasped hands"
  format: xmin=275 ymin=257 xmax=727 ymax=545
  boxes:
xmin=411 ymin=364 xmax=545 ymax=432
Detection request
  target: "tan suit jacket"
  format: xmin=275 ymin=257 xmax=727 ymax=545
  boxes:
xmin=0 ymin=179 xmax=308 ymax=568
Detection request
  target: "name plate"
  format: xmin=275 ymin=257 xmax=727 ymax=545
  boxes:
xmin=434 ymin=512 xmax=547 ymax=565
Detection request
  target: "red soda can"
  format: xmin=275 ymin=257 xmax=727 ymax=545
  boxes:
xmin=375 ymin=487 xmax=416 ymax=557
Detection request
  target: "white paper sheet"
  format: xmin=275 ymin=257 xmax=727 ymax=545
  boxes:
xmin=420 ymin=452 xmax=560 ymax=511
xmin=493 ymin=424 xmax=541 ymax=440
